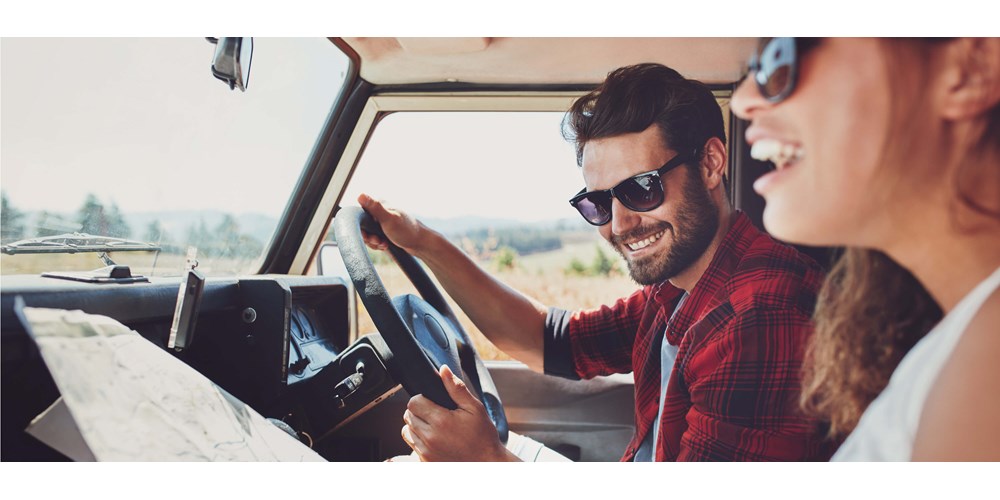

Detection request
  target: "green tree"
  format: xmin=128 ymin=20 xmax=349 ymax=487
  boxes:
xmin=591 ymin=246 xmax=616 ymax=276
xmin=565 ymin=257 xmax=588 ymax=276
xmin=185 ymin=218 xmax=212 ymax=256
xmin=1 ymin=191 xmax=26 ymax=242
xmin=144 ymin=220 xmax=169 ymax=244
xmin=76 ymin=195 xmax=131 ymax=238
xmin=215 ymin=214 xmax=242 ymax=258
xmin=494 ymin=246 xmax=518 ymax=271
xmin=78 ymin=194 xmax=108 ymax=235
xmin=105 ymin=201 xmax=131 ymax=238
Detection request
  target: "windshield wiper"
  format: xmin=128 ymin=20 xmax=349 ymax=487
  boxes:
xmin=1 ymin=233 xmax=161 ymax=255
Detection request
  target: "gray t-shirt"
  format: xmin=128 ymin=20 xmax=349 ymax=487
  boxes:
xmin=634 ymin=293 xmax=687 ymax=462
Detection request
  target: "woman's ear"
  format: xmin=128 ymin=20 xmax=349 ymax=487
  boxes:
xmin=938 ymin=38 xmax=1000 ymax=121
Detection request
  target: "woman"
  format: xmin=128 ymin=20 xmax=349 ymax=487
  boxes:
xmin=731 ymin=38 xmax=1000 ymax=460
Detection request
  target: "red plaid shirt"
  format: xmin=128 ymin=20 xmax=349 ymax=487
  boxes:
xmin=544 ymin=212 xmax=833 ymax=461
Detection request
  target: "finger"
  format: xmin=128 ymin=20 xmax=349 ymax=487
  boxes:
xmin=406 ymin=394 xmax=448 ymax=423
xmin=361 ymin=231 xmax=388 ymax=251
xmin=400 ymin=423 xmax=414 ymax=448
xmin=402 ymin=408 xmax=434 ymax=442
xmin=440 ymin=364 xmax=480 ymax=409
xmin=401 ymin=424 xmax=428 ymax=459
xmin=357 ymin=192 xmax=375 ymax=209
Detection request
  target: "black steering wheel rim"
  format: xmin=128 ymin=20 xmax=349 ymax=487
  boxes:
xmin=332 ymin=206 xmax=508 ymax=444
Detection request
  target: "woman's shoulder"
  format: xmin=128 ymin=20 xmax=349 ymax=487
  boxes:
xmin=912 ymin=285 xmax=1000 ymax=460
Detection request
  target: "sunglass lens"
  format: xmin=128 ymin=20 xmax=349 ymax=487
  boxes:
xmin=616 ymin=174 xmax=663 ymax=211
xmin=757 ymin=37 xmax=796 ymax=100
xmin=575 ymin=195 xmax=611 ymax=225
xmin=760 ymin=64 xmax=790 ymax=98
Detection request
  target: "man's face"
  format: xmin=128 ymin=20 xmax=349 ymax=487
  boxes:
xmin=581 ymin=125 xmax=718 ymax=286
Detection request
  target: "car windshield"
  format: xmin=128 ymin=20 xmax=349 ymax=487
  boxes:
xmin=1 ymin=38 xmax=351 ymax=277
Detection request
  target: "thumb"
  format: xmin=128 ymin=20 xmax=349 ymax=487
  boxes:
xmin=440 ymin=364 xmax=479 ymax=409
xmin=357 ymin=193 xmax=392 ymax=222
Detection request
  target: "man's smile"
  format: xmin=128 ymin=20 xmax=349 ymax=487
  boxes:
xmin=624 ymin=229 xmax=667 ymax=252
xmin=612 ymin=224 xmax=672 ymax=260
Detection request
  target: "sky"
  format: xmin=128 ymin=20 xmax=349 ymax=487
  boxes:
xmin=1 ymin=38 xmax=348 ymax=217
xmin=1 ymin=38 xmax=587 ymax=225
xmin=342 ymin=111 xmax=586 ymax=223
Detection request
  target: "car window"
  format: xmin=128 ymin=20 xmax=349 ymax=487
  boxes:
xmin=1 ymin=38 xmax=350 ymax=277
xmin=337 ymin=111 xmax=643 ymax=360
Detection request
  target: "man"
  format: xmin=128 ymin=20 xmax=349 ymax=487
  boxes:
xmin=360 ymin=63 xmax=831 ymax=461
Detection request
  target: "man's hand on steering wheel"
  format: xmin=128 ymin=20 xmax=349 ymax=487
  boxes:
xmin=336 ymin=194 xmax=510 ymax=454
xmin=358 ymin=193 xmax=427 ymax=255
xmin=401 ymin=365 xmax=518 ymax=462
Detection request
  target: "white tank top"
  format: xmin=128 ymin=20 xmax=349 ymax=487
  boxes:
xmin=833 ymin=265 xmax=1000 ymax=461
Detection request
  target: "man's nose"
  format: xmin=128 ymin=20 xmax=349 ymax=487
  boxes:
xmin=610 ymin=198 xmax=640 ymax=236
xmin=731 ymin=76 xmax=770 ymax=120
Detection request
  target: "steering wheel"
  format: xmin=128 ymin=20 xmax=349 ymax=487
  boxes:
xmin=332 ymin=206 xmax=509 ymax=444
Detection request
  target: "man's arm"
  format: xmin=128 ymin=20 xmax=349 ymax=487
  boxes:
xmin=677 ymin=307 xmax=829 ymax=461
xmin=358 ymin=194 xmax=548 ymax=371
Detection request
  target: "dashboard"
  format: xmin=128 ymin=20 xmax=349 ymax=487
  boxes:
xmin=0 ymin=274 xmax=400 ymax=461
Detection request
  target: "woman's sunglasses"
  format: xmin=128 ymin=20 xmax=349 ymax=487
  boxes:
xmin=747 ymin=37 xmax=820 ymax=103
xmin=569 ymin=151 xmax=694 ymax=226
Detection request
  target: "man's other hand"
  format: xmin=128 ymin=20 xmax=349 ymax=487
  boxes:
xmin=357 ymin=193 xmax=428 ymax=256
xmin=400 ymin=365 xmax=519 ymax=462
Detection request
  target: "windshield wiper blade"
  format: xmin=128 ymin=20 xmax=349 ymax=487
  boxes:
xmin=1 ymin=232 xmax=162 ymax=255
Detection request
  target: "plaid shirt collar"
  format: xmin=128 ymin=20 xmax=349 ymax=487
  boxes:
xmin=651 ymin=211 xmax=759 ymax=346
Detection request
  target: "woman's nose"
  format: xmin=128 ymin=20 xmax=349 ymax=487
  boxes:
xmin=731 ymin=75 xmax=770 ymax=121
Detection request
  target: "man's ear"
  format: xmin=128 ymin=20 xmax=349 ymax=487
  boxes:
xmin=938 ymin=38 xmax=1000 ymax=121
xmin=701 ymin=136 xmax=728 ymax=190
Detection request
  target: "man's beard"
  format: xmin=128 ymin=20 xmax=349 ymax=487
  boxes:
xmin=612 ymin=167 xmax=719 ymax=286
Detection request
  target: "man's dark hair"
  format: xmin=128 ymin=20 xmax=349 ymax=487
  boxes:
xmin=563 ymin=63 xmax=726 ymax=167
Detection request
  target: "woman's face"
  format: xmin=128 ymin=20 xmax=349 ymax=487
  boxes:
xmin=731 ymin=38 xmax=895 ymax=247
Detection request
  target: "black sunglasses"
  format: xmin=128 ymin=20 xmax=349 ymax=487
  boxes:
xmin=569 ymin=151 xmax=695 ymax=226
xmin=747 ymin=37 xmax=820 ymax=103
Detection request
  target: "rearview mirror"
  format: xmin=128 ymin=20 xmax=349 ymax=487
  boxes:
xmin=207 ymin=37 xmax=253 ymax=92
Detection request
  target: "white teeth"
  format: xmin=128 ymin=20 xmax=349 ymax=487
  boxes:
xmin=626 ymin=230 xmax=665 ymax=251
xmin=750 ymin=139 xmax=804 ymax=166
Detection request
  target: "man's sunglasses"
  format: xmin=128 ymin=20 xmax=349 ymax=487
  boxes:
xmin=569 ymin=151 xmax=695 ymax=226
xmin=747 ymin=37 xmax=820 ymax=103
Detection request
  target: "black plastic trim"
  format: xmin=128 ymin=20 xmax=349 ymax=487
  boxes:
xmin=0 ymin=277 xmax=240 ymax=335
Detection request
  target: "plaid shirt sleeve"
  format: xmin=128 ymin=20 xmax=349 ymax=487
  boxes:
xmin=543 ymin=286 xmax=653 ymax=380
xmin=674 ymin=305 xmax=824 ymax=461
